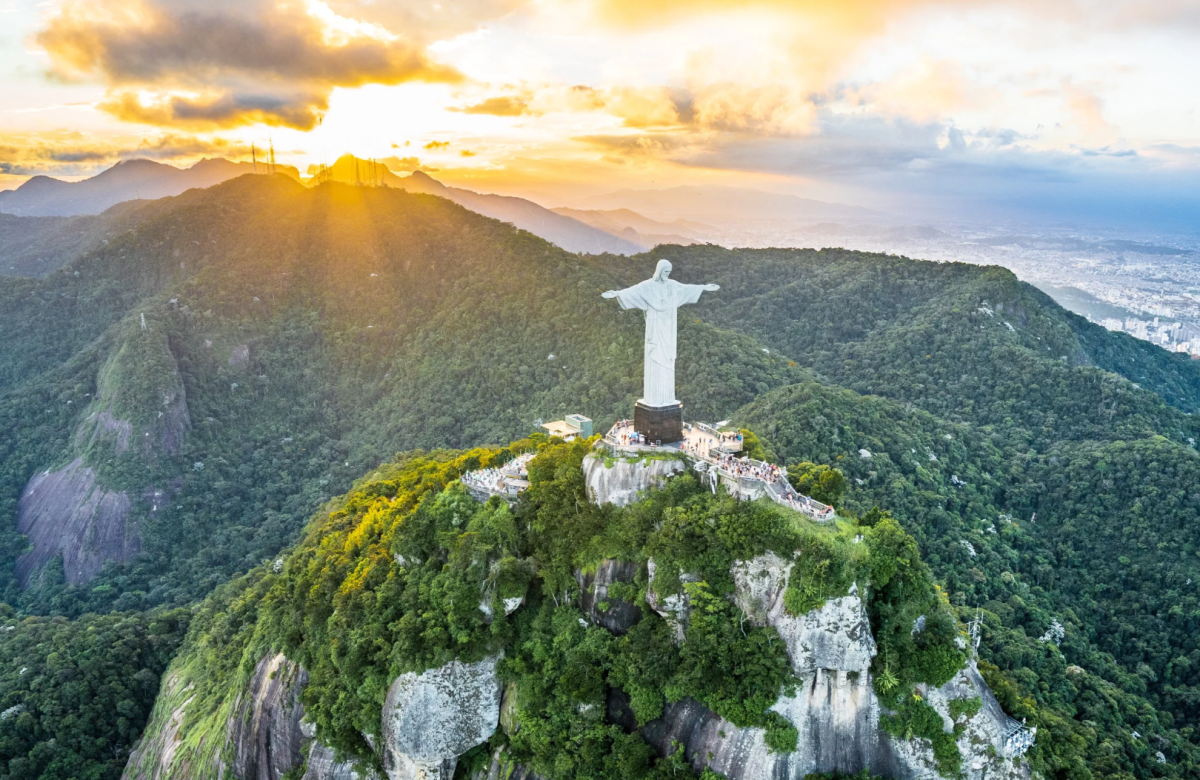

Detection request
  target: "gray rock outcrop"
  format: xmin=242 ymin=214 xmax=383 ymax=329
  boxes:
xmin=228 ymin=654 xmax=311 ymax=780
xmin=638 ymin=552 xmax=1031 ymax=780
xmin=123 ymin=653 xmax=369 ymax=780
xmin=582 ymin=453 xmax=686 ymax=507
xmin=122 ymin=671 xmax=193 ymax=780
xmin=899 ymin=661 xmax=1029 ymax=778
xmin=645 ymin=558 xmax=699 ymax=643
xmin=381 ymin=654 xmax=503 ymax=780
xmin=731 ymin=552 xmax=876 ymax=676
xmin=16 ymin=458 xmax=137 ymax=585
xmin=576 ymin=559 xmax=641 ymax=634
xmin=303 ymin=742 xmax=381 ymax=780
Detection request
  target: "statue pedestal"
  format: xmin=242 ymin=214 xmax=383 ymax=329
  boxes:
xmin=634 ymin=401 xmax=683 ymax=445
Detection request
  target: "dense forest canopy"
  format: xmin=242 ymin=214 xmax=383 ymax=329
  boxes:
xmin=142 ymin=438 xmax=976 ymax=780
xmin=1 ymin=175 xmax=1200 ymax=778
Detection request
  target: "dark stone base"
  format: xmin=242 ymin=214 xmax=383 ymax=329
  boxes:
xmin=634 ymin=401 xmax=683 ymax=445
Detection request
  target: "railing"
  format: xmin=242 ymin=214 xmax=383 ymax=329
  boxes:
xmin=600 ymin=420 xmax=835 ymax=521
xmin=460 ymin=452 xmax=536 ymax=502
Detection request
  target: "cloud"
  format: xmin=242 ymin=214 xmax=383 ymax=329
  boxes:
xmin=98 ymin=89 xmax=331 ymax=130
xmin=462 ymin=81 xmax=813 ymax=136
xmin=450 ymin=95 xmax=533 ymax=116
xmin=424 ymin=140 xmax=451 ymax=150
xmin=0 ymin=130 xmax=254 ymax=177
xmin=380 ymin=155 xmax=437 ymax=172
xmin=36 ymin=0 xmax=463 ymax=129
xmin=1060 ymin=80 xmax=1113 ymax=138
xmin=572 ymin=133 xmax=690 ymax=165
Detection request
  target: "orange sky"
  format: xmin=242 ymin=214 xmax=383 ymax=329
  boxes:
xmin=2 ymin=0 xmax=1199 ymax=218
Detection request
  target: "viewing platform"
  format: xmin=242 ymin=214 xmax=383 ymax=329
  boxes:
xmin=461 ymin=452 xmax=535 ymax=503
xmin=600 ymin=420 xmax=836 ymax=522
xmin=459 ymin=419 xmax=837 ymax=522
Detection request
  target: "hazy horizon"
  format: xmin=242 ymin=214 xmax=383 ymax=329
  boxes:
xmin=2 ymin=0 xmax=1199 ymax=232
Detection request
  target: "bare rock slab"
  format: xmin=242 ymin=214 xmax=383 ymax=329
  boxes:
xmin=228 ymin=654 xmax=310 ymax=780
xmin=732 ymin=552 xmax=876 ymax=675
xmin=582 ymin=453 xmax=685 ymax=507
xmin=382 ymin=654 xmax=503 ymax=780
xmin=16 ymin=457 xmax=137 ymax=586
xmin=576 ymin=559 xmax=641 ymax=634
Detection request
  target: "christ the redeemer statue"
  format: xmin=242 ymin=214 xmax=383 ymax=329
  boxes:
xmin=603 ymin=259 xmax=718 ymax=443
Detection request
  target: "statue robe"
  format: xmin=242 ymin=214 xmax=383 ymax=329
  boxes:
xmin=610 ymin=277 xmax=709 ymax=407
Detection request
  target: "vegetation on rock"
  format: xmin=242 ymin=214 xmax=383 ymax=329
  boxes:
xmin=137 ymin=435 xmax=967 ymax=779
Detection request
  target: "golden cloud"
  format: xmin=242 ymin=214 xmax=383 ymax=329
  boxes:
xmin=450 ymin=95 xmax=533 ymax=116
xmin=36 ymin=0 xmax=463 ymax=130
xmin=0 ymin=130 xmax=253 ymax=177
xmin=591 ymin=0 xmax=925 ymax=28
xmin=572 ymin=133 xmax=690 ymax=166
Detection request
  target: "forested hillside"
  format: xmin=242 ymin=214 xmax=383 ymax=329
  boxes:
xmin=123 ymin=439 xmax=985 ymax=780
xmin=738 ymin=384 xmax=1200 ymax=776
xmin=3 ymin=174 xmax=1200 ymax=778
xmin=0 ymin=175 xmax=799 ymax=616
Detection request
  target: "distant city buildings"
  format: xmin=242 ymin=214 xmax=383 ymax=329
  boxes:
xmin=1095 ymin=314 xmax=1200 ymax=357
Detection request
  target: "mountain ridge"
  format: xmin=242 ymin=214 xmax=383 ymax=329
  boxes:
xmin=0 ymin=155 xmax=643 ymax=263
xmin=0 ymin=158 xmax=302 ymax=217
xmin=3 ymin=175 xmax=1200 ymax=778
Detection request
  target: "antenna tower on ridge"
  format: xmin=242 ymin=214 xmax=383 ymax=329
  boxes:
xmin=268 ymin=139 xmax=276 ymax=176
xmin=251 ymin=143 xmax=258 ymax=174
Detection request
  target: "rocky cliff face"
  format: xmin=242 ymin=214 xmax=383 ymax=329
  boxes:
xmin=731 ymin=552 xmax=876 ymax=676
xmin=15 ymin=458 xmax=137 ymax=585
xmin=18 ymin=323 xmax=192 ymax=587
xmin=637 ymin=553 xmax=1030 ymax=780
xmin=576 ymin=559 xmax=641 ymax=635
xmin=124 ymin=652 xmax=503 ymax=780
xmin=582 ymin=453 xmax=686 ymax=507
xmin=302 ymin=742 xmax=380 ymax=780
xmin=122 ymin=654 xmax=331 ymax=780
xmin=227 ymin=654 xmax=312 ymax=780
xmin=123 ymin=670 xmax=193 ymax=780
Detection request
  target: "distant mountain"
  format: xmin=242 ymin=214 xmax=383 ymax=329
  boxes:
xmin=319 ymin=155 xmax=642 ymax=255
xmin=550 ymin=206 xmax=707 ymax=250
xmin=574 ymin=184 xmax=883 ymax=225
xmin=0 ymin=158 xmax=301 ymax=217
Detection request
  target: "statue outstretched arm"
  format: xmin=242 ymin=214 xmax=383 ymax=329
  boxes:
xmin=703 ymin=284 xmax=719 ymax=291
xmin=602 ymin=290 xmax=620 ymax=298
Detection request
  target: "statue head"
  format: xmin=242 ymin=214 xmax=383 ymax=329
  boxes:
xmin=652 ymin=259 xmax=672 ymax=281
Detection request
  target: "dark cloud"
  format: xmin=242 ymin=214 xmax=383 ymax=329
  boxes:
xmin=46 ymin=149 xmax=112 ymax=163
xmin=450 ymin=95 xmax=532 ymax=116
xmin=37 ymin=0 xmax=462 ymax=129
xmin=424 ymin=140 xmax=451 ymax=150
xmin=100 ymin=89 xmax=328 ymax=131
